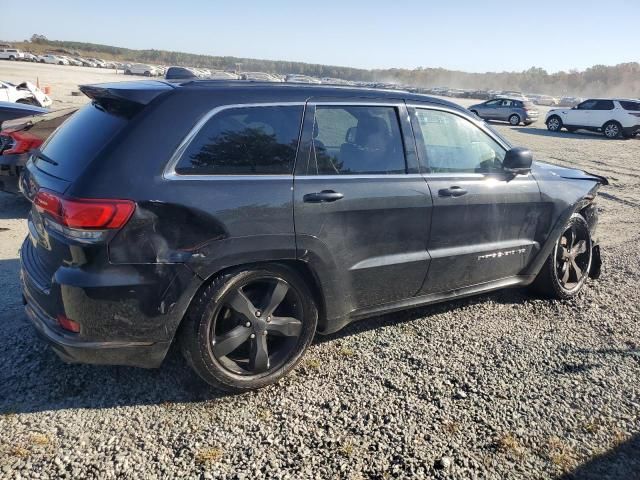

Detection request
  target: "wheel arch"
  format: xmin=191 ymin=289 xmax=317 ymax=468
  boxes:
xmin=524 ymin=194 xmax=598 ymax=279
xmin=174 ymin=258 xmax=327 ymax=341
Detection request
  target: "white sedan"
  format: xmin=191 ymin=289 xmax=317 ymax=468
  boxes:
xmin=125 ymin=64 xmax=160 ymax=76
xmin=38 ymin=54 xmax=69 ymax=65
xmin=0 ymin=81 xmax=52 ymax=107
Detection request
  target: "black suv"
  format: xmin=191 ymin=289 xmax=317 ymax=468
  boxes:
xmin=20 ymin=81 xmax=606 ymax=391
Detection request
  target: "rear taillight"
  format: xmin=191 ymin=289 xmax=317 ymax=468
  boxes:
xmin=57 ymin=314 xmax=80 ymax=333
xmin=0 ymin=130 xmax=43 ymax=155
xmin=34 ymin=189 xmax=134 ymax=241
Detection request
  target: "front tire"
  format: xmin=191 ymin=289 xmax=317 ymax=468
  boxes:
xmin=603 ymin=121 xmax=622 ymax=139
xmin=531 ymin=213 xmax=593 ymax=300
xmin=509 ymin=114 xmax=521 ymax=126
xmin=546 ymin=115 xmax=563 ymax=132
xmin=180 ymin=264 xmax=318 ymax=392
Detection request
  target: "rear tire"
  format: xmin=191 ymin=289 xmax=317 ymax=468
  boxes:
xmin=603 ymin=121 xmax=622 ymax=139
xmin=509 ymin=114 xmax=521 ymax=126
xmin=530 ymin=213 xmax=593 ymax=300
xmin=180 ymin=264 xmax=318 ymax=392
xmin=546 ymin=115 xmax=562 ymax=132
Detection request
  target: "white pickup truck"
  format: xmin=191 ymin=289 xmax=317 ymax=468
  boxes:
xmin=0 ymin=48 xmax=25 ymax=60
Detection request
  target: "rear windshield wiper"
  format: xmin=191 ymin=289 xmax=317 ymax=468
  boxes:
xmin=33 ymin=149 xmax=59 ymax=166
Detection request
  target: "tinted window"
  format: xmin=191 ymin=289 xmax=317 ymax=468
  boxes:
xmin=175 ymin=105 xmax=303 ymax=175
xmin=593 ymin=100 xmax=614 ymax=110
xmin=37 ymin=104 xmax=128 ymax=181
xmin=415 ymin=109 xmax=506 ymax=174
xmin=310 ymin=106 xmax=406 ymax=175
xmin=485 ymin=100 xmax=501 ymax=106
xmin=577 ymin=100 xmax=597 ymax=110
xmin=619 ymin=101 xmax=640 ymax=111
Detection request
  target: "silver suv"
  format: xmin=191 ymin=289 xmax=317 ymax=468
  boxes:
xmin=469 ymin=98 xmax=539 ymax=126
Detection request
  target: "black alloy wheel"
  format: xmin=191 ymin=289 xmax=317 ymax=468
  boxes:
xmin=181 ymin=265 xmax=317 ymax=391
xmin=210 ymin=277 xmax=304 ymax=375
xmin=554 ymin=222 xmax=592 ymax=293
xmin=531 ymin=213 xmax=593 ymax=299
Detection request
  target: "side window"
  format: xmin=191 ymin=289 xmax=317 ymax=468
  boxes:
xmin=577 ymin=100 xmax=598 ymax=110
xmin=485 ymin=100 xmax=501 ymax=106
xmin=174 ymin=105 xmax=303 ymax=175
xmin=620 ymin=101 xmax=640 ymax=111
xmin=415 ymin=109 xmax=506 ymax=174
xmin=593 ymin=100 xmax=614 ymax=110
xmin=501 ymin=100 xmax=513 ymax=107
xmin=310 ymin=105 xmax=406 ymax=175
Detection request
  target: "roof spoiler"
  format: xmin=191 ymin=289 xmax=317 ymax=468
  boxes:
xmin=79 ymin=81 xmax=174 ymax=117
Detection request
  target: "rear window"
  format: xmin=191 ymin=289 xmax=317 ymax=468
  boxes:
xmin=174 ymin=105 xmax=303 ymax=175
xmin=620 ymin=101 xmax=640 ymax=111
xmin=35 ymin=103 xmax=128 ymax=181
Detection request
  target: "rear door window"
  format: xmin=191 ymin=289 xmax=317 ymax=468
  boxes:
xmin=620 ymin=101 xmax=640 ymax=111
xmin=36 ymin=103 xmax=128 ymax=181
xmin=593 ymin=100 xmax=615 ymax=110
xmin=309 ymin=105 xmax=406 ymax=175
xmin=174 ymin=105 xmax=303 ymax=175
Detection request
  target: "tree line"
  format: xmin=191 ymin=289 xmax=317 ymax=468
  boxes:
xmin=20 ymin=35 xmax=640 ymax=97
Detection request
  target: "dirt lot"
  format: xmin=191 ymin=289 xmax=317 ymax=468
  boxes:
xmin=0 ymin=62 xmax=638 ymax=479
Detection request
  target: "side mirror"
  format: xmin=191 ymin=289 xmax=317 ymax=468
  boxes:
xmin=503 ymin=147 xmax=533 ymax=175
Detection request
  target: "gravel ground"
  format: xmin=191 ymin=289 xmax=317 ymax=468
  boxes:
xmin=0 ymin=63 xmax=639 ymax=479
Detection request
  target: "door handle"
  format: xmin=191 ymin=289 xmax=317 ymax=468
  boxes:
xmin=303 ymin=190 xmax=344 ymax=203
xmin=438 ymin=186 xmax=468 ymax=197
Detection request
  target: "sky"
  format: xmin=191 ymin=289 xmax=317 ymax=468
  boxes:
xmin=2 ymin=0 xmax=639 ymax=73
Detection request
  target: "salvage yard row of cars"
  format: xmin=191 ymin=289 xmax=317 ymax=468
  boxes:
xmin=1 ymin=47 xmax=590 ymax=105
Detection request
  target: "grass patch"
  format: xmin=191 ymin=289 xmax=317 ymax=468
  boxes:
xmin=195 ymin=447 xmax=223 ymax=464
xmin=30 ymin=434 xmax=51 ymax=446
xmin=256 ymin=407 xmax=272 ymax=421
xmin=582 ymin=417 xmax=606 ymax=434
xmin=338 ymin=347 xmax=356 ymax=358
xmin=546 ymin=436 xmax=577 ymax=472
xmin=497 ymin=433 xmax=525 ymax=458
xmin=304 ymin=358 xmax=321 ymax=370
xmin=8 ymin=446 xmax=30 ymax=458
xmin=442 ymin=421 xmax=460 ymax=435
xmin=339 ymin=440 xmax=356 ymax=457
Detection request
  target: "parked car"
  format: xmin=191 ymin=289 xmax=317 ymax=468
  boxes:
xmin=125 ymin=64 xmax=160 ymax=76
xmin=0 ymin=80 xmax=52 ymax=107
xmin=546 ymin=99 xmax=640 ymax=138
xmin=60 ymin=56 xmax=82 ymax=66
xmin=241 ymin=72 xmax=282 ymax=82
xmin=0 ymin=106 xmax=76 ymax=194
xmin=285 ymin=74 xmax=322 ymax=84
xmin=21 ymin=52 xmax=38 ymax=62
xmin=469 ymin=97 xmax=539 ymax=125
xmin=18 ymin=81 xmax=607 ymax=392
xmin=75 ymin=57 xmax=97 ymax=67
xmin=0 ymin=48 xmax=25 ymax=60
xmin=39 ymin=54 xmax=69 ymax=65
xmin=557 ymin=96 xmax=583 ymax=108
xmin=88 ymin=58 xmax=108 ymax=68
xmin=534 ymin=95 xmax=558 ymax=106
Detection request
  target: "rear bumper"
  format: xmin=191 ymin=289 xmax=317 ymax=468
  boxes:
xmin=19 ymin=237 xmax=199 ymax=368
xmin=23 ymin=287 xmax=169 ymax=368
